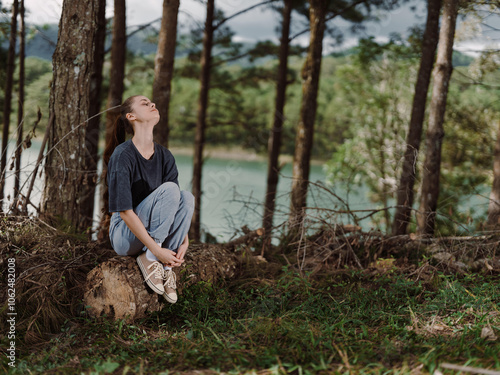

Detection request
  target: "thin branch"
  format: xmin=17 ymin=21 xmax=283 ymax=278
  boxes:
xmin=441 ymin=363 xmax=500 ymax=375
xmin=290 ymin=0 xmax=367 ymax=42
xmin=104 ymin=17 xmax=162 ymax=54
xmin=16 ymin=106 xmax=120 ymax=214
xmin=31 ymin=25 xmax=57 ymax=47
xmin=211 ymin=51 xmax=250 ymax=67
xmin=214 ymin=0 xmax=275 ymax=31
xmin=454 ymin=68 xmax=500 ymax=89
xmin=482 ymin=22 xmax=500 ymax=32
xmin=127 ymin=17 xmax=162 ymax=39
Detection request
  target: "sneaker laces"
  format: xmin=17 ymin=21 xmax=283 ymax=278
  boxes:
xmin=146 ymin=261 xmax=164 ymax=282
xmin=163 ymin=269 xmax=177 ymax=289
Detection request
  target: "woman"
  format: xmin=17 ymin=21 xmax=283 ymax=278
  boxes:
xmin=103 ymin=95 xmax=194 ymax=304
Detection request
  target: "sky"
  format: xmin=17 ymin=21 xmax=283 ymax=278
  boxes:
xmin=4 ymin=0 xmax=500 ymax=56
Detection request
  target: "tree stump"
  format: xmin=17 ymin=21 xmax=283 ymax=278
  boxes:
xmin=83 ymin=256 xmax=162 ymax=322
xmin=83 ymin=243 xmax=240 ymax=322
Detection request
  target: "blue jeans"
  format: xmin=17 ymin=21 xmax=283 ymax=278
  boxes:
xmin=109 ymin=182 xmax=195 ymax=257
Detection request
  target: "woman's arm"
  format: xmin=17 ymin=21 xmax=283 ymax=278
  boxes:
xmin=176 ymin=234 xmax=189 ymax=261
xmin=120 ymin=210 xmax=184 ymax=267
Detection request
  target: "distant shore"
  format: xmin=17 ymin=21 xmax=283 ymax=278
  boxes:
xmin=168 ymin=145 xmax=326 ymax=165
xmin=19 ymin=138 xmax=326 ymax=165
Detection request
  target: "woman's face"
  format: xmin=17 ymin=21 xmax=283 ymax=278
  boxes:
xmin=127 ymin=96 xmax=160 ymax=124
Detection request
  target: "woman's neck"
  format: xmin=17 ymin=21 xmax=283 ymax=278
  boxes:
xmin=132 ymin=132 xmax=155 ymax=159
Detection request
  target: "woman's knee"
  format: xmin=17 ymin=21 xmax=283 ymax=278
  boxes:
xmin=159 ymin=181 xmax=181 ymax=202
xmin=181 ymin=190 xmax=195 ymax=213
xmin=109 ymin=215 xmax=142 ymax=256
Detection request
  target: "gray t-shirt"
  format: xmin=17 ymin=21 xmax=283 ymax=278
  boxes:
xmin=107 ymin=140 xmax=179 ymax=212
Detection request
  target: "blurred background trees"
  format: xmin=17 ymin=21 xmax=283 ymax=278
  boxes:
xmin=0 ymin=0 xmax=499 ymax=241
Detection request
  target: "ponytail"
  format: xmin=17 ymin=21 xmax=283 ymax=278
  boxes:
xmin=101 ymin=96 xmax=138 ymax=217
xmin=103 ymin=115 xmax=127 ymax=167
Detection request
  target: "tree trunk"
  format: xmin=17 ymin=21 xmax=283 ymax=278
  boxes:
xmin=391 ymin=0 xmax=442 ymax=236
xmin=0 ymin=0 xmax=18 ymax=210
xmin=289 ymin=0 xmax=327 ymax=228
xmin=190 ymin=0 xmax=215 ymax=242
xmin=12 ymin=0 xmax=25 ymax=213
xmin=98 ymin=0 xmax=126 ymax=241
xmin=263 ymin=0 xmax=293 ymax=238
xmin=81 ymin=0 xmax=106 ymax=231
xmin=41 ymin=0 xmax=106 ymax=231
xmin=152 ymin=0 xmax=180 ymax=148
xmin=84 ymin=243 xmax=238 ymax=322
xmin=487 ymin=120 xmax=500 ymax=227
xmin=104 ymin=0 xmax=127 ymax=139
xmin=417 ymin=0 xmax=459 ymax=236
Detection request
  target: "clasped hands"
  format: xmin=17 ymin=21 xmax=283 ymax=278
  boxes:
xmin=155 ymin=240 xmax=188 ymax=268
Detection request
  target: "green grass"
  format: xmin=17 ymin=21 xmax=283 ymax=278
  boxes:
xmin=4 ymin=266 xmax=500 ymax=374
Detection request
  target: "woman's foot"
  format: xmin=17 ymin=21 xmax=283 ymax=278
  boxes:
xmin=163 ymin=268 xmax=177 ymax=303
xmin=136 ymin=252 xmax=165 ymax=294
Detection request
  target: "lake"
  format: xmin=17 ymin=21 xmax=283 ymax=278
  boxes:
xmin=174 ymin=152 xmax=334 ymax=241
xmin=2 ymin=140 xmax=489 ymax=240
xmin=1 ymin=140 xmax=350 ymax=241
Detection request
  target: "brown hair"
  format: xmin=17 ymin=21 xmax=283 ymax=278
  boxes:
xmin=102 ymin=96 xmax=138 ymax=216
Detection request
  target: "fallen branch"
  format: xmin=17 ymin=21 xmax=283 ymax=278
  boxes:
xmin=224 ymin=227 xmax=265 ymax=249
xmin=441 ymin=363 xmax=500 ymax=375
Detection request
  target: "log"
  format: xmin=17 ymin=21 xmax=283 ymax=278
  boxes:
xmin=83 ymin=256 xmax=162 ymax=322
xmin=83 ymin=243 xmax=240 ymax=322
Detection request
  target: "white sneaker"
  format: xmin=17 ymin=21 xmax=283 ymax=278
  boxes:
xmin=163 ymin=269 xmax=177 ymax=304
xmin=136 ymin=252 xmax=165 ymax=295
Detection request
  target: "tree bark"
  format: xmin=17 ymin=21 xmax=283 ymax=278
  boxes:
xmin=13 ymin=0 xmax=25 ymax=213
xmin=190 ymin=0 xmax=215 ymax=242
xmin=487 ymin=120 xmax=500 ymax=226
xmin=263 ymin=0 xmax=293 ymax=237
xmin=417 ymin=0 xmax=459 ymax=236
xmin=0 ymin=0 xmax=18 ymax=210
xmin=41 ymin=0 xmax=106 ymax=231
xmin=81 ymin=0 xmax=106 ymax=231
xmin=104 ymin=0 xmax=127 ymax=136
xmin=152 ymin=0 xmax=180 ymax=148
xmin=289 ymin=0 xmax=327 ymax=228
xmin=392 ymin=0 xmax=442 ymax=235
xmin=98 ymin=0 xmax=127 ymax=241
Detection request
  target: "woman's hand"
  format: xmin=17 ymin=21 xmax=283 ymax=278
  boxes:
xmin=175 ymin=234 xmax=189 ymax=263
xmin=155 ymin=247 xmax=184 ymax=267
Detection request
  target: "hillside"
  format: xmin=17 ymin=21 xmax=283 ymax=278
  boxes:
xmin=17 ymin=23 xmax=160 ymax=60
xmin=15 ymin=23 xmax=474 ymax=67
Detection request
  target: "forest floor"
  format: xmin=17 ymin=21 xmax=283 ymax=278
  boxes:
xmin=0 ymin=216 xmax=499 ymax=374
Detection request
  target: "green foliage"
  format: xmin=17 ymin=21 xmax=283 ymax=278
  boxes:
xmin=325 ymin=39 xmax=500 ymax=234
xmin=14 ymin=33 xmax=500 ymax=236
xmin=22 ymin=57 xmax=52 ymax=85
xmin=9 ymin=268 xmax=500 ymax=374
xmin=431 ymin=67 xmax=500 ymax=235
xmin=14 ymin=58 xmax=52 ymax=132
xmin=325 ymin=52 xmax=415 ymax=232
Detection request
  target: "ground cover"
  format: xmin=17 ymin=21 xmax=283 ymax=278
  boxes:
xmin=4 ymin=263 xmax=500 ymax=374
xmin=0 ymin=217 xmax=499 ymax=374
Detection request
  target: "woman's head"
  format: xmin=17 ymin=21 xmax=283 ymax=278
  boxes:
xmin=103 ymin=95 xmax=160 ymax=166
xmin=121 ymin=95 xmax=160 ymax=130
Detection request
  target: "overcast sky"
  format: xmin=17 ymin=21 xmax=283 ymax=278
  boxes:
xmin=4 ymin=0 xmax=500 ymax=55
